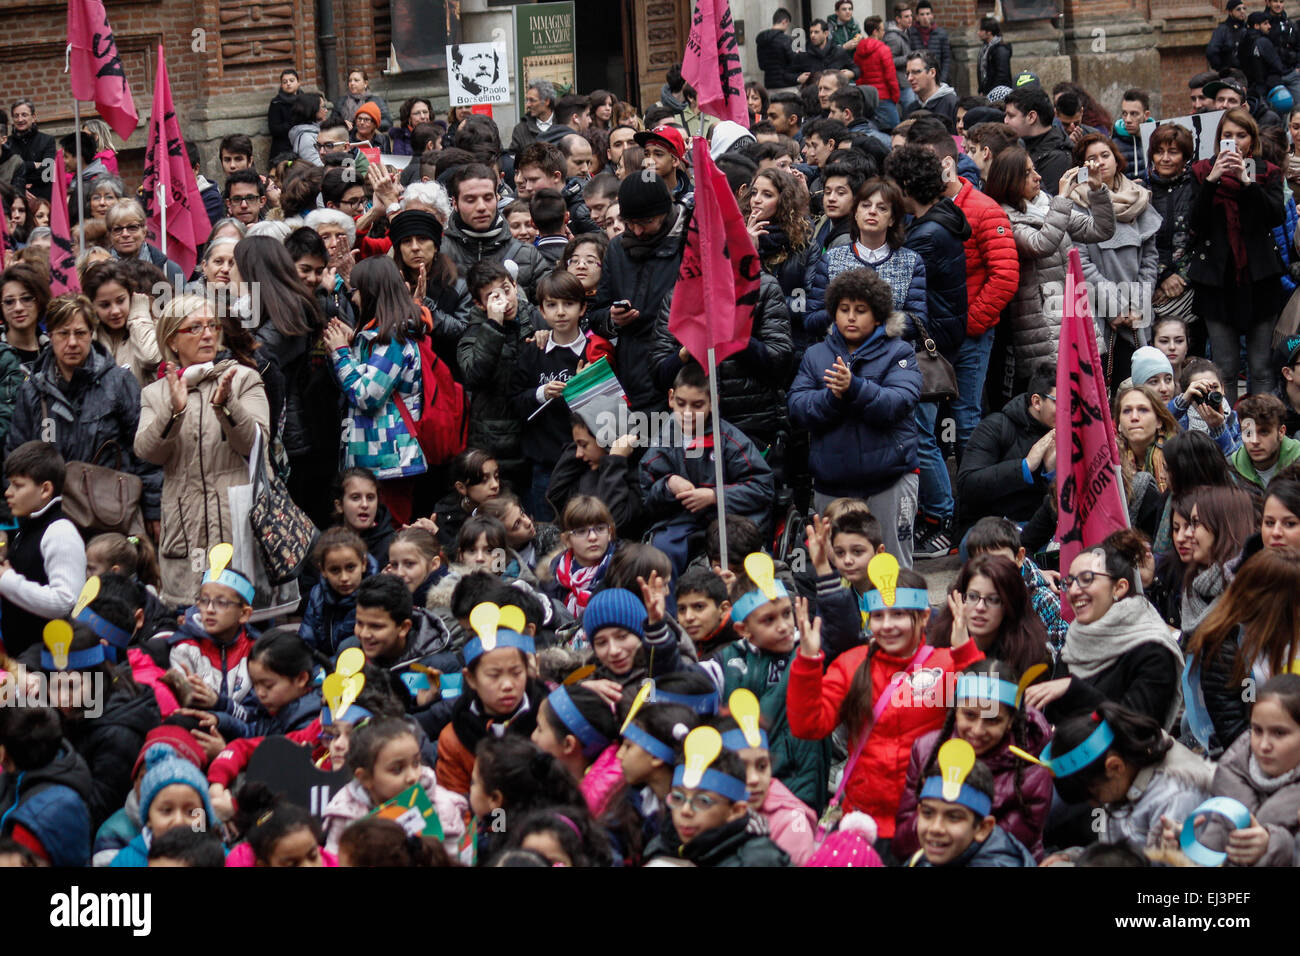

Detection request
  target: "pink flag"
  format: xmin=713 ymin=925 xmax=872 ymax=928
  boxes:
xmin=49 ymin=149 xmax=81 ymax=295
xmin=140 ymin=44 xmax=209 ymax=278
xmin=1055 ymin=248 xmax=1128 ymax=620
xmin=68 ymin=0 xmax=139 ymax=142
xmin=669 ymin=139 xmax=760 ymax=366
xmin=0 ymin=197 xmax=10 ymax=270
xmin=681 ymin=0 xmax=749 ymax=128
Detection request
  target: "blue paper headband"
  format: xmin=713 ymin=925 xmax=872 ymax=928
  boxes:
xmin=463 ymin=629 xmax=535 ymax=666
xmin=649 ymin=686 xmax=719 ymax=714
xmin=721 ymin=727 xmax=770 ymax=752
xmin=201 ymin=568 xmax=256 ymax=605
xmin=320 ymin=703 xmax=374 ymax=726
xmin=920 ymin=775 xmax=993 ymax=818
xmin=955 ymin=674 xmax=1021 ymax=710
xmin=730 ymin=580 xmax=790 ymax=624
xmin=75 ymin=607 xmax=132 ymax=650
xmin=1179 ymin=797 xmax=1252 ymax=867
xmin=1040 ymin=720 xmax=1115 ymax=778
xmin=671 ymin=765 xmax=749 ymax=804
xmin=622 ymin=723 xmax=676 ymax=763
xmin=42 ymin=643 xmax=111 ymax=672
xmin=400 ymin=671 xmax=432 ymax=693
xmin=548 ymin=686 xmax=611 ymax=760
xmin=862 ymin=588 xmax=930 ymax=613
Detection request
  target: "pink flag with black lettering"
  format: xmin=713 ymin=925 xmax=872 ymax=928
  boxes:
xmin=681 ymin=0 xmax=749 ymax=127
xmin=1055 ymin=248 xmax=1128 ymax=619
xmin=669 ymin=139 xmax=759 ymax=366
xmin=140 ymin=43 xmax=209 ymax=278
xmin=49 ymin=148 xmax=80 ymax=295
xmin=68 ymin=0 xmax=139 ymax=141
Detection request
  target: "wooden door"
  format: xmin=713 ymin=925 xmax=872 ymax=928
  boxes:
xmin=633 ymin=0 xmax=691 ymax=108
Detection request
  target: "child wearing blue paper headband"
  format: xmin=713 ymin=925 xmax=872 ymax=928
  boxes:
xmin=716 ymin=558 xmax=831 ymax=811
xmin=617 ymin=699 xmax=699 ymax=848
xmin=166 ymin=559 xmax=258 ymax=715
xmin=214 ymin=629 xmax=324 ymax=739
xmin=533 ymin=683 xmax=623 ymax=816
xmin=895 ymin=660 xmax=1053 ymax=861
xmin=1042 ymin=701 xmax=1210 ymax=861
xmin=910 ymin=751 xmax=1036 ymax=867
xmin=1158 ymin=675 xmax=1300 ymax=867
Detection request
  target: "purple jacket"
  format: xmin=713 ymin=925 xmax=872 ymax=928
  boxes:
xmin=893 ymin=707 xmax=1054 ymax=861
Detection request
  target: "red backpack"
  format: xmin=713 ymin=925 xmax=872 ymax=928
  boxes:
xmin=392 ymin=312 xmax=468 ymax=466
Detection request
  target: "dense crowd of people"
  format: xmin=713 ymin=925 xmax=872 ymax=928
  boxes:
xmin=1 ymin=0 xmax=1300 ymax=870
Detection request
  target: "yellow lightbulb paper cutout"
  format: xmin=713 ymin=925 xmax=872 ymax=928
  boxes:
xmin=937 ymin=738 xmax=977 ymax=802
xmin=73 ymin=576 xmax=101 ymax=618
xmin=620 ymin=679 xmax=656 ymax=734
xmin=1015 ymin=663 xmax=1048 ymax=708
xmin=44 ymin=620 xmax=74 ymax=671
xmin=337 ymin=647 xmax=365 ymax=678
xmin=681 ymin=726 xmax=723 ymax=789
xmin=729 ymin=689 xmax=763 ymax=748
xmin=742 ymin=552 xmax=781 ymax=601
xmin=867 ymin=553 xmax=901 ymax=606
xmin=1007 ymin=745 xmax=1051 ymax=771
xmin=469 ymin=603 xmax=501 ymax=652
xmin=498 ymin=605 xmax=526 ymax=634
xmin=208 ymin=542 xmax=234 ymax=576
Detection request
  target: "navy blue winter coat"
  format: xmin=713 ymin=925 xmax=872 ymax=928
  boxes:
xmin=788 ymin=318 xmax=920 ymax=498
xmin=901 ymin=197 xmax=970 ymax=358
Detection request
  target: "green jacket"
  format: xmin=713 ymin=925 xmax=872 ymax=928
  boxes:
xmin=716 ymin=639 xmax=831 ymax=812
xmin=1229 ymin=434 xmax=1300 ymax=490
xmin=830 ymin=17 xmax=861 ymax=47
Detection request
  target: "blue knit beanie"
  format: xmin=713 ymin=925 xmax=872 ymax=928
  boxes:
xmin=1129 ymin=346 xmax=1173 ymax=389
xmin=139 ymin=743 xmax=217 ymax=831
xmin=582 ymin=588 xmax=647 ymax=640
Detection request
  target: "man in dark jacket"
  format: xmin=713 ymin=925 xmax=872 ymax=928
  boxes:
xmin=1208 ymin=0 xmax=1249 ymax=71
xmin=1004 ymin=87 xmax=1072 ymax=195
xmin=976 ymin=17 xmax=1013 ymax=95
xmin=756 ymin=8 xmax=799 ymax=89
xmin=887 ymin=145 xmax=970 ymax=557
xmin=1268 ymin=0 xmax=1300 ymax=69
xmin=514 ymin=141 xmax=600 ymax=235
xmin=442 ymin=164 xmax=547 ymax=301
xmin=908 ymin=1 xmax=952 ymax=84
xmin=1239 ymin=12 xmax=1300 ymax=103
xmin=9 ymin=98 xmax=55 ymax=200
xmin=509 ymin=79 xmax=557 ymax=155
xmin=587 ymin=173 xmax=686 ymax=414
xmin=955 ymin=362 xmax=1057 ymax=530
xmin=267 ymin=69 xmax=300 ymax=159
xmin=794 ymin=19 xmax=856 ymax=84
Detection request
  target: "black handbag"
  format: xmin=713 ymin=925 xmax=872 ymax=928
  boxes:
xmin=247 ymin=434 xmax=318 ymax=583
xmin=912 ymin=316 xmax=959 ymax=403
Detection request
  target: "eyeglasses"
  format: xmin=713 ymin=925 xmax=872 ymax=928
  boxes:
xmin=339 ymin=196 xmax=367 ymax=209
xmin=316 ymin=140 xmax=347 ymax=151
xmin=1061 ymin=570 xmax=1113 ymax=590
xmin=2 ymin=294 xmax=35 ymax=308
xmin=228 ymin=194 xmax=260 ymax=207
xmin=567 ymin=255 xmax=601 ymax=268
xmin=110 ymin=223 xmax=143 ymax=236
xmin=570 ymin=523 xmax=609 ymax=539
xmin=176 ymin=320 xmax=220 ymax=337
xmin=666 ymin=789 xmax=723 ymax=813
xmin=963 ymin=591 xmax=1003 ymax=608
xmin=196 ymin=595 xmax=241 ymax=610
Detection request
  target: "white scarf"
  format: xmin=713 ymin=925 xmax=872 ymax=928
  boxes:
xmin=1022 ymin=189 xmax=1051 ymax=223
xmin=1062 ymin=596 xmax=1184 ymax=679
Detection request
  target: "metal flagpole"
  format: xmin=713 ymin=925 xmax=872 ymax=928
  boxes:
xmin=65 ymin=44 xmax=85 ymax=256
xmin=708 ymin=346 xmax=728 ymax=569
xmin=158 ymin=182 xmax=167 ymax=259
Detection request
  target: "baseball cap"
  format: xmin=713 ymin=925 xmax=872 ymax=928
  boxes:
xmin=634 ymin=125 xmax=686 ymax=161
xmin=1014 ymin=70 xmax=1041 ymax=89
xmin=1202 ymin=77 xmax=1246 ymax=99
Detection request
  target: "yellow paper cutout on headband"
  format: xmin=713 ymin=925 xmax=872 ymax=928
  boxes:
xmin=867 ymin=553 xmax=900 ymax=606
xmin=44 ymin=620 xmax=73 ymax=671
xmin=681 ymin=726 xmax=723 ymax=789
xmin=337 ymin=647 xmax=365 ymax=679
xmin=1008 ymin=745 xmax=1051 ymax=771
xmin=938 ymin=738 xmax=977 ymax=802
xmin=1015 ymin=663 xmax=1048 ymax=708
xmin=563 ymin=664 xmax=596 ymax=686
xmin=729 ymin=689 xmax=763 ymax=748
xmin=323 ymin=667 xmax=366 ymax=722
xmin=498 ymin=605 xmax=526 ymax=634
xmin=469 ymin=603 xmax=501 ymax=651
xmin=742 ymin=552 xmax=781 ymax=601
xmin=208 ymin=543 xmax=234 ymax=576
xmin=621 ymin=679 xmax=656 ymax=734
xmin=73 ymin=576 xmax=100 ymax=619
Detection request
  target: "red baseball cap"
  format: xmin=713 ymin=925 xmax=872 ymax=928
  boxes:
xmin=634 ymin=125 xmax=686 ymax=161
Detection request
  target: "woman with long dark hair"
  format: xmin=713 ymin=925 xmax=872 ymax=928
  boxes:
xmin=746 ymin=166 xmax=826 ymax=352
xmin=927 ymin=554 xmax=1049 ymax=675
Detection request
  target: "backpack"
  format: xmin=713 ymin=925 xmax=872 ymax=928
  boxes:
xmin=392 ymin=312 xmax=468 ymax=466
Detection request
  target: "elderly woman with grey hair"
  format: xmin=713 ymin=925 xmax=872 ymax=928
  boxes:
xmin=105 ymin=198 xmax=184 ymax=284
xmin=87 ymin=174 xmax=126 ymax=221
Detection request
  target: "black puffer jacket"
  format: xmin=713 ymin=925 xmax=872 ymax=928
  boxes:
xmin=6 ymin=342 xmax=162 ymax=519
xmin=903 ymin=197 xmax=971 ymax=358
xmin=422 ymin=277 xmax=473 ymax=375
xmin=1196 ymin=628 xmax=1250 ymax=756
xmin=955 ymin=392 xmax=1051 ymax=526
xmin=62 ymin=686 xmax=161 ymax=830
xmin=441 ymin=213 xmax=547 ymax=302
xmin=10 ymin=124 xmax=55 ymax=199
xmin=757 ymin=28 xmax=799 ymax=88
xmin=253 ymin=306 xmax=326 ymax=461
xmin=456 ymin=300 xmax=541 ymax=472
xmin=588 ymin=206 xmax=688 ymax=412
xmin=649 ymin=272 xmax=794 ymax=444
xmin=1148 ymin=166 xmax=1197 ymax=284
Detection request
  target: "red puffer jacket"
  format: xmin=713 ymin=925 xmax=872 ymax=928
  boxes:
xmin=892 ymin=706 xmax=1055 ymax=861
xmin=953 ymin=177 xmax=1020 ymax=336
xmin=853 ymin=36 xmax=900 ymax=103
xmin=787 ymin=639 xmax=983 ymax=838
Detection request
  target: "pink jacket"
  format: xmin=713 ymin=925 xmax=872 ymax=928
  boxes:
xmin=761 ymin=779 xmax=818 ymax=865
xmin=225 ymin=842 xmax=338 ymax=866
xmin=321 ymin=767 xmax=468 ymax=855
xmin=128 ymin=647 xmax=180 ymax=717
xmin=580 ymin=745 xmax=625 ymax=818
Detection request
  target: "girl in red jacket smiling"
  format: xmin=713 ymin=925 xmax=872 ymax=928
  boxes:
xmin=787 ymin=554 xmax=982 ymax=854
xmin=893 ymin=659 xmax=1054 ymax=861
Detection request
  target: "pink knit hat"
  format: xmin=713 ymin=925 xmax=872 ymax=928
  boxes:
xmin=803 ymin=812 xmax=885 ymax=867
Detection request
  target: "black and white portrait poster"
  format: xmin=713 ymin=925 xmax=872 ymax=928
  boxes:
xmin=446 ymin=41 xmax=511 ymax=105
